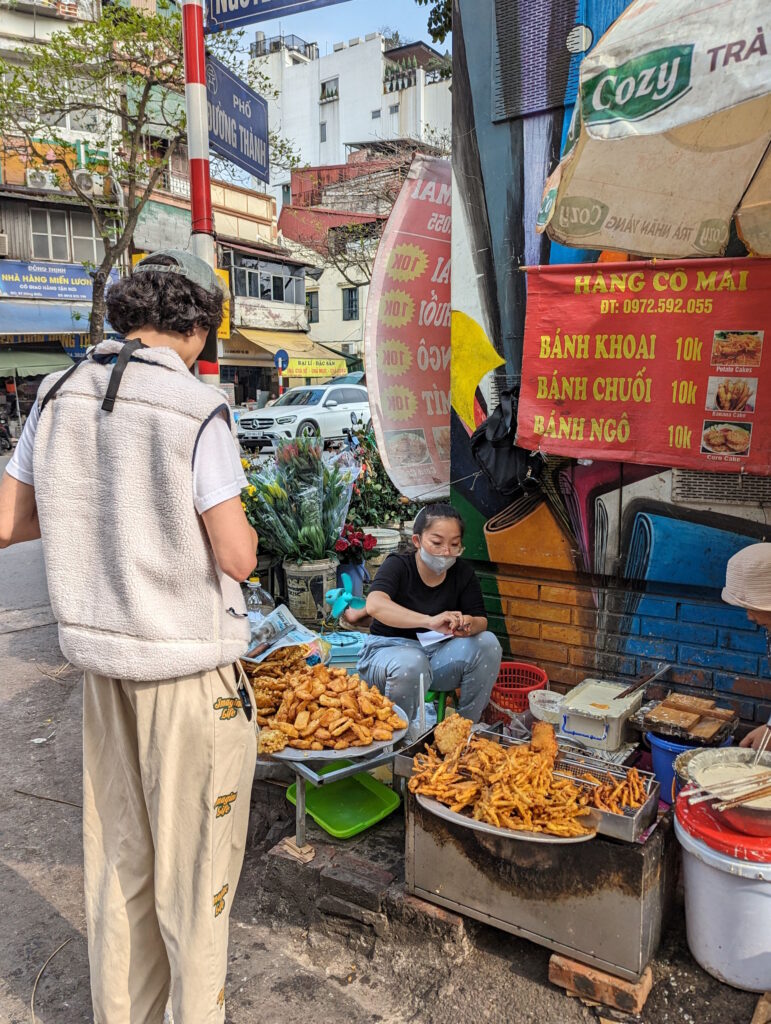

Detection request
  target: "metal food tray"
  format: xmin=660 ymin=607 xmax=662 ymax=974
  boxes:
xmin=553 ymin=748 xmax=660 ymax=843
xmin=415 ymin=793 xmax=599 ymax=844
xmin=400 ymin=727 xmax=659 ymax=844
xmin=269 ymin=704 xmax=408 ymax=761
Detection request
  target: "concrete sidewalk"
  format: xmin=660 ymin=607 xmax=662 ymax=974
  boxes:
xmin=0 ymin=531 xmax=761 ymax=1024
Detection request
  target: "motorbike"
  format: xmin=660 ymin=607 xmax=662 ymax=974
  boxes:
xmin=0 ymin=412 xmax=12 ymax=452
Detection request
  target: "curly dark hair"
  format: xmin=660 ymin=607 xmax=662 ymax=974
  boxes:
xmin=105 ymin=255 xmax=223 ymax=336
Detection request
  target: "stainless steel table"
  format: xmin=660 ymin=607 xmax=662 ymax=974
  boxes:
xmin=282 ymin=745 xmax=407 ymax=848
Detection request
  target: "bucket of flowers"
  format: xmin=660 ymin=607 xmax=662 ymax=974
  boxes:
xmin=334 ymin=523 xmax=378 ymax=597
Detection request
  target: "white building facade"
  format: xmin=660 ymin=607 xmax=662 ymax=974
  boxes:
xmin=251 ymin=32 xmax=452 ymax=210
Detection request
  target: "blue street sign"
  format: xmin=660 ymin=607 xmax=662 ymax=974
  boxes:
xmin=206 ymin=0 xmax=352 ymax=34
xmin=274 ymin=349 xmax=289 ymax=371
xmin=206 ymin=55 xmax=269 ymax=183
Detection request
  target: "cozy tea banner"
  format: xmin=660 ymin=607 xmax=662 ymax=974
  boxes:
xmin=515 ymin=258 xmax=771 ymax=473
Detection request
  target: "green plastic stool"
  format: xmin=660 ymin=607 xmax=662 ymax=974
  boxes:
xmin=425 ymin=689 xmax=453 ymax=723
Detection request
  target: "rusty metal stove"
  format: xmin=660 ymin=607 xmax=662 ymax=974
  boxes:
xmin=396 ymin=731 xmax=677 ymax=981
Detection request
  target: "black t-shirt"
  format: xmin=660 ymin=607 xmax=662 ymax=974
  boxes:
xmin=368 ymin=551 xmax=486 ymax=640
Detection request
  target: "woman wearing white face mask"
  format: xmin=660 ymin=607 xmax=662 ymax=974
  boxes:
xmin=350 ymin=503 xmax=502 ymax=727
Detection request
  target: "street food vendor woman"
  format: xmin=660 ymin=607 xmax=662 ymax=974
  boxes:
xmin=346 ymin=503 xmax=502 ymax=726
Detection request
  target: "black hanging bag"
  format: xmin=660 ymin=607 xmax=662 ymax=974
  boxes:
xmin=469 ymin=385 xmax=544 ymax=495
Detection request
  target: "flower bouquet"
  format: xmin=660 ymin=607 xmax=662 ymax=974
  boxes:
xmin=241 ymin=437 xmax=359 ymax=563
xmin=334 ymin=523 xmax=378 ymax=564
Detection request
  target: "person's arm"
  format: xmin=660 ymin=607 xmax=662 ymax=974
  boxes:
xmin=455 ymin=567 xmax=488 ymax=636
xmin=365 ymin=590 xmax=463 ymax=634
xmin=0 ymin=473 xmax=41 ymax=547
xmin=739 ymin=721 xmax=771 ymax=751
xmin=454 ymin=613 xmax=488 ymax=637
xmin=201 ymin=495 xmax=258 ymax=582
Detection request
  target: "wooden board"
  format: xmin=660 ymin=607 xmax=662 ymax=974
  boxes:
xmin=645 ymin=706 xmax=701 ymax=730
xmin=662 ymin=693 xmax=716 ymax=713
xmin=688 ymin=717 xmax=724 ymax=741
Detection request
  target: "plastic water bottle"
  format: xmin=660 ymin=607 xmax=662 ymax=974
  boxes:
xmin=246 ymin=576 xmax=275 ymax=638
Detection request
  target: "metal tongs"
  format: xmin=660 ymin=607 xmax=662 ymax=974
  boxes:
xmin=613 ymin=663 xmax=671 ymax=700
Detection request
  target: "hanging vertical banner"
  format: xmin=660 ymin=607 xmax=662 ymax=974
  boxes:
xmin=516 ymin=258 xmax=771 ymax=473
xmin=364 ymin=155 xmax=451 ymax=500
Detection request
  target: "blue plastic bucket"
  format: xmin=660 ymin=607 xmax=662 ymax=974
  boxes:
xmin=646 ymin=732 xmax=732 ymax=804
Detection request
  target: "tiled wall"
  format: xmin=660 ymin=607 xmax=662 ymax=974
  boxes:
xmin=479 ymin=573 xmax=771 ymax=727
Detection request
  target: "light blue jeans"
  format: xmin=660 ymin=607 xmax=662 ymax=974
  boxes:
xmin=357 ymin=631 xmax=502 ymax=725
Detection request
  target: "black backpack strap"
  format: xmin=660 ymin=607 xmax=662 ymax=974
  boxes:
xmin=101 ymin=339 xmax=145 ymax=413
xmin=38 ymin=360 xmax=84 ymax=416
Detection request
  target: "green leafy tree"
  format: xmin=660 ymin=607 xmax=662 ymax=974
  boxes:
xmin=378 ymin=25 xmax=406 ymax=49
xmin=415 ymin=0 xmax=451 ymax=43
xmin=0 ymin=4 xmax=297 ymax=345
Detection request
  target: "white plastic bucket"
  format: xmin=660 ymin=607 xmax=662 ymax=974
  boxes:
xmin=674 ymin=816 xmax=771 ymax=991
xmin=365 ymin=528 xmax=401 ymax=569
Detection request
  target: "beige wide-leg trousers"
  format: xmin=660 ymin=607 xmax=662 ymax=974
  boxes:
xmin=82 ymin=664 xmax=256 ymax=1024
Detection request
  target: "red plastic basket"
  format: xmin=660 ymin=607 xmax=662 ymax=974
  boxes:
xmin=484 ymin=662 xmax=548 ymax=725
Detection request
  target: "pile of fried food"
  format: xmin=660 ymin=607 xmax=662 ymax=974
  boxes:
xmin=714 ymin=378 xmax=753 ymax=412
xmin=256 ymin=663 xmax=407 ymax=756
xmin=581 ymin=768 xmax=647 ymax=812
xmin=408 ymin=720 xmax=594 ymax=838
xmin=702 ymin=423 xmax=751 ymax=454
xmin=244 ymin=645 xmax=311 ymax=728
xmin=712 ymin=331 xmax=762 ymax=366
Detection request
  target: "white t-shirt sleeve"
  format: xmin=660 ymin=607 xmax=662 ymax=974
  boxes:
xmin=193 ymin=414 xmax=248 ymax=514
xmin=6 ymin=398 xmax=247 ymax=514
xmin=5 ymin=399 xmax=39 ymax=486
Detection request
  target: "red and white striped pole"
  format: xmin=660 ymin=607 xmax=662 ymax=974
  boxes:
xmin=181 ymin=0 xmax=219 ymax=384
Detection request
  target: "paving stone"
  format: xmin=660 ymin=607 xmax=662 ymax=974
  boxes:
xmin=320 ymin=861 xmax=394 ymax=913
xmin=549 ymin=954 xmax=653 ymax=1015
xmin=317 ymin=894 xmax=388 ymax=937
xmin=385 ymin=884 xmax=466 ymax=946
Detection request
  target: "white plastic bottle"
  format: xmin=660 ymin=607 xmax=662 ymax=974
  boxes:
xmin=245 ymin=576 xmax=275 ymax=638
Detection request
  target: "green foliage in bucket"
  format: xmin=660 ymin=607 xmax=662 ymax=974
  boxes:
xmin=346 ymin=427 xmax=420 ymax=529
xmin=241 ymin=438 xmax=358 ymax=564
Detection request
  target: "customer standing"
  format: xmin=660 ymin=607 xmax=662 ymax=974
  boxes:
xmin=723 ymin=543 xmax=771 ymax=751
xmin=0 ymin=250 xmax=258 ymax=1023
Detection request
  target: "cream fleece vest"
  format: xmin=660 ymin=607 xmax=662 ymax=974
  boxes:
xmin=33 ymin=340 xmax=250 ymax=681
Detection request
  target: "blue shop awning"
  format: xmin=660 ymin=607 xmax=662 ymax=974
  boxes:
xmin=0 ymin=300 xmax=93 ymax=334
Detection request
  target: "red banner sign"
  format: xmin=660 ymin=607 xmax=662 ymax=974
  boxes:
xmin=516 ymin=258 xmax=771 ymax=473
xmin=364 ymin=155 xmax=451 ymax=500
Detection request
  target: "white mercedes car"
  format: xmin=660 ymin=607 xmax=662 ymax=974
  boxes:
xmin=237 ymin=383 xmax=370 ymax=449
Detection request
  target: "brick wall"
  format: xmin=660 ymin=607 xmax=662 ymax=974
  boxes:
xmin=479 ymin=572 xmax=771 ymax=728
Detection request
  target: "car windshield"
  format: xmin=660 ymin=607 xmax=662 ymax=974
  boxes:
xmin=273 ymin=389 xmax=324 ymax=407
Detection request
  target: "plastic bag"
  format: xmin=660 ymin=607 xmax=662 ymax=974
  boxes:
xmin=242 ymin=437 xmax=360 ymax=562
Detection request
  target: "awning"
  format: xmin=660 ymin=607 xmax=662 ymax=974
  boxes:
xmin=231 ymin=328 xmax=347 ymax=377
xmin=0 ymin=301 xmax=94 ymax=335
xmin=0 ymin=348 xmax=74 ymax=378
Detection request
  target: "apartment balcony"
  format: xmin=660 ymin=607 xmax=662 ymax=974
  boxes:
xmin=250 ymin=33 xmax=319 ymax=61
xmin=0 ymin=0 xmax=88 ymax=19
xmin=148 ymin=170 xmax=190 ymax=199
